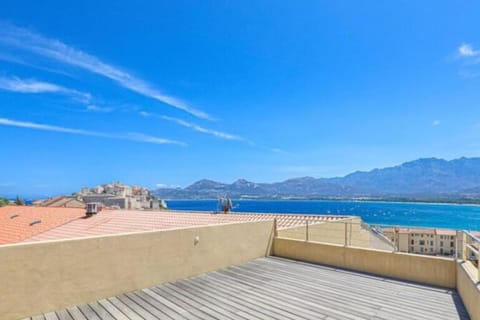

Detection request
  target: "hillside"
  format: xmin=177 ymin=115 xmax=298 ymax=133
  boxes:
xmin=154 ymin=157 xmax=480 ymax=201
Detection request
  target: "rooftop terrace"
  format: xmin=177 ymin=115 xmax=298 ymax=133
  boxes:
xmin=1 ymin=212 xmax=478 ymax=320
xmin=28 ymin=257 xmax=469 ymax=320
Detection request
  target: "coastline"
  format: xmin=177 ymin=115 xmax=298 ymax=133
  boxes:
xmin=164 ymin=198 xmax=480 ymax=207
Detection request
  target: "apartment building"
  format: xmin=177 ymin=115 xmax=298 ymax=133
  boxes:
xmin=383 ymin=227 xmax=457 ymax=256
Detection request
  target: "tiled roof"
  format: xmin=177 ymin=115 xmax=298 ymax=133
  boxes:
xmin=383 ymin=227 xmax=459 ymax=236
xmin=36 ymin=196 xmax=85 ymax=208
xmin=24 ymin=209 xmax=347 ymax=243
xmin=0 ymin=206 xmax=85 ymax=245
xmin=436 ymin=229 xmax=457 ymax=236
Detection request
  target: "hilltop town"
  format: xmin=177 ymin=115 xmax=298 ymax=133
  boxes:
xmin=34 ymin=182 xmax=167 ymax=210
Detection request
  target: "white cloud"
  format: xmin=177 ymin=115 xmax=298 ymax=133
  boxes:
xmin=142 ymin=112 xmax=244 ymax=141
xmin=458 ymin=43 xmax=479 ymax=57
xmin=0 ymin=76 xmax=91 ymax=102
xmin=163 ymin=115 xmax=243 ymax=140
xmin=85 ymin=104 xmax=113 ymax=113
xmin=0 ymin=22 xmax=211 ymax=120
xmin=0 ymin=117 xmax=185 ymax=146
xmin=432 ymin=120 xmax=441 ymax=126
xmin=126 ymin=132 xmax=186 ymax=146
xmin=156 ymin=183 xmax=181 ymax=189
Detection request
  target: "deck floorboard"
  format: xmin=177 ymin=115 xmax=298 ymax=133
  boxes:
xmin=34 ymin=257 xmax=470 ymax=320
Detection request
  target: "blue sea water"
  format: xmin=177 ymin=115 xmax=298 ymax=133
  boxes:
xmin=167 ymin=199 xmax=480 ymax=231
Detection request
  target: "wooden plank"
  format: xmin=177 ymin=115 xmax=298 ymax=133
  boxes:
xmin=44 ymin=313 xmax=59 ymax=320
xmin=88 ymin=301 xmax=116 ymax=320
xmin=97 ymin=299 xmax=130 ymax=320
xmin=163 ymin=282 xmax=243 ymax=320
xmin=134 ymin=290 xmax=189 ymax=320
xmin=77 ymin=304 xmax=101 ymax=320
xmin=124 ymin=292 xmax=171 ymax=319
xmin=115 ymin=295 xmax=158 ymax=320
xmin=142 ymin=288 xmax=203 ymax=320
xmin=55 ymin=310 xmax=73 ymax=320
xmin=149 ymin=286 xmax=212 ymax=320
xmin=107 ymin=297 xmax=149 ymax=320
xmin=185 ymin=275 xmax=309 ymax=320
xmin=65 ymin=307 xmax=87 ymax=320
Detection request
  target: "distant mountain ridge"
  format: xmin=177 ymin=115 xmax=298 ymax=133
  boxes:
xmin=154 ymin=157 xmax=480 ymax=201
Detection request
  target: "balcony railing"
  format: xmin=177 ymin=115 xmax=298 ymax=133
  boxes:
xmin=462 ymin=230 xmax=480 ymax=282
xmin=275 ymin=218 xmax=480 ymax=282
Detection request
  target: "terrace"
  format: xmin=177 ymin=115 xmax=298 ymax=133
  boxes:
xmin=28 ymin=257 xmax=468 ymax=320
xmin=1 ymin=214 xmax=479 ymax=320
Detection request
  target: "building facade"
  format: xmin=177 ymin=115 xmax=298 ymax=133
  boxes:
xmin=383 ymin=227 xmax=457 ymax=256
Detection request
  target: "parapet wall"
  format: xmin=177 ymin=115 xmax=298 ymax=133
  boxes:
xmin=273 ymin=237 xmax=457 ymax=288
xmin=278 ymin=217 xmax=371 ymax=247
xmin=457 ymin=261 xmax=480 ymax=320
xmin=0 ymin=220 xmax=275 ymax=320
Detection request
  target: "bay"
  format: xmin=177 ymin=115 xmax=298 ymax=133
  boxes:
xmin=167 ymin=199 xmax=480 ymax=231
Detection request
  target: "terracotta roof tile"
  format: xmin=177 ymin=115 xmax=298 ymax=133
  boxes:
xmin=23 ymin=209 xmax=348 ymax=243
xmin=0 ymin=205 xmax=85 ymax=245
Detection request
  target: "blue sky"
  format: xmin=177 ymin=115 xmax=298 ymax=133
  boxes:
xmin=1 ymin=1 xmax=480 ymax=197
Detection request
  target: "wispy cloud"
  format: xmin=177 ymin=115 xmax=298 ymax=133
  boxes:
xmin=0 ymin=22 xmax=211 ymax=120
xmin=0 ymin=76 xmax=91 ymax=102
xmin=0 ymin=117 xmax=185 ymax=146
xmin=0 ymin=76 xmax=117 ymax=112
xmin=141 ymin=111 xmax=243 ymax=141
xmin=85 ymin=104 xmax=113 ymax=113
xmin=156 ymin=183 xmax=181 ymax=189
xmin=432 ymin=120 xmax=441 ymax=127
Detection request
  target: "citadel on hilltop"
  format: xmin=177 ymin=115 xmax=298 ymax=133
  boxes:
xmin=79 ymin=182 xmax=166 ymax=210
xmin=35 ymin=182 xmax=167 ymax=210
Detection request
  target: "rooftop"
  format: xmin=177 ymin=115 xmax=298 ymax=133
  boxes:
xmin=28 ymin=257 xmax=470 ymax=320
xmin=383 ymin=227 xmax=459 ymax=236
xmin=0 ymin=206 xmax=85 ymax=245
xmin=17 ymin=207 xmax=347 ymax=243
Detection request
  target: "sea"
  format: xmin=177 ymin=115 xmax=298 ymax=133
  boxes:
xmin=167 ymin=199 xmax=480 ymax=231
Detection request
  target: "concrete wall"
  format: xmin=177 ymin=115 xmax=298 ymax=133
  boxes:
xmin=0 ymin=220 xmax=275 ymax=320
xmin=457 ymin=262 xmax=480 ymax=320
xmin=273 ymin=237 xmax=457 ymax=288
xmin=277 ymin=217 xmax=371 ymax=248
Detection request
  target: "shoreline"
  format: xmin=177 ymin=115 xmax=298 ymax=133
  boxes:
xmin=164 ymin=198 xmax=480 ymax=207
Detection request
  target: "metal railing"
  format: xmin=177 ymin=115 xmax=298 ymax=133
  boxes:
xmin=461 ymin=231 xmax=480 ymax=282
xmin=273 ymin=219 xmax=480 ymax=281
xmin=274 ymin=219 xmax=394 ymax=251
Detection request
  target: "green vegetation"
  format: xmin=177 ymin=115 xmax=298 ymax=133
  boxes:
xmin=0 ymin=197 xmax=9 ymax=207
xmin=14 ymin=196 xmax=25 ymax=206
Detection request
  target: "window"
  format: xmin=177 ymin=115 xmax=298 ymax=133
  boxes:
xmin=451 ymin=236 xmax=455 ymax=240
xmin=440 ymin=235 xmax=443 ymax=240
xmin=420 ymin=247 xmax=424 ymax=253
xmin=410 ymin=246 xmax=414 ymax=252
xmin=430 ymin=241 xmax=433 ymax=246
xmin=411 ymin=240 xmax=414 ymax=245
xmin=440 ymin=248 xmax=444 ymax=254
xmin=430 ymin=248 xmax=433 ymax=252
xmin=421 ymin=234 xmax=424 ymax=238
xmin=440 ymin=241 xmax=444 ymax=247
xmin=450 ymin=241 xmax=454 ymax=247
xmin=419 ymin=240 xmax=425 ymax=246
xmin=450 ymin=249 xmax=454 ymax=255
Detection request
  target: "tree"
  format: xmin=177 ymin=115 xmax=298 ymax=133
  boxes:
xmin=14 ymin=196 xmax=25 ymax=206
xmin=0 ymin=197 xmax=9 ymax=207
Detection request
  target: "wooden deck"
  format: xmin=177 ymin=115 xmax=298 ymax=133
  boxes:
xmin=29 ymin=257 xmax=470 ymax=320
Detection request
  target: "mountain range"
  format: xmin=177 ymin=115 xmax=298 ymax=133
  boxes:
xmin=153 ymin=157 xmax=480 ymax=202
